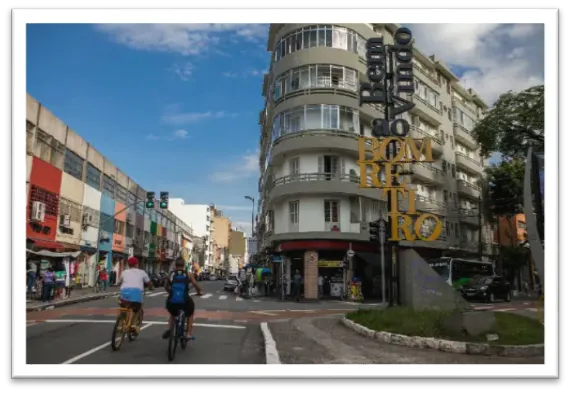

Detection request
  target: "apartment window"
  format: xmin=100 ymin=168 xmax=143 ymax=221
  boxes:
xmin=324 ymin=200 xmax=340 ymax=231
xmin=454 ymin=108 xmax=476 ymax=131
xmin=59 ymin=197 xmax=82 ymax=223
xmin=113 ymin=219 xmax=125 ymax=235
xmin=440 ymin=130 xmax=445 ymax=142
xmin=127 ymin=192 xmax=137 ymax=208
xmin=453 ymin=193 xmax=458 ymax=206
xmin=273 ymin=25 xmax=366 ymax=62
xmin=454 ymin=223 xmax=459 ymax=237
xmin=442 ymin=160 xmax=447 ymax=173
xmin=415 ymin=79 xmax=440 ymax=109
xmin=289 ymin=201 xmax=299 ymax=231
xmin=85 ymin=163 xmax=101 ymax=190
xmin=102 ymin=175 xmax=116 ymax=197
xmin=63 ymin=149 xmax=84 ymax=181
xmin=443 ymin=190 xmax=448 ymax=203
xmin=126 ymin=223 xmax=134 ymax=238
xmin=349 ymin=196 xmax=360 ymax=223
xmin=446 ymin=221 xmax=451 ymax=237
xmin=451 ymin=165 xmax=456 ymax=178
xmin=450 ymin=136 xmax=454 ymax=148
xmin=448 ymin=108 xmax=452 ymax=121
xmin=289 ymin=157 xmax=300 ymax=177
xmin=115 ymin=184 xmax=127 ymax=203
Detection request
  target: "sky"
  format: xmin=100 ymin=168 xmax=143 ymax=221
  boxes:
xmin=26 ymin=23 xmax=544 ymax=236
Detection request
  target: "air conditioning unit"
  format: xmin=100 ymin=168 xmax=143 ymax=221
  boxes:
xmin=83 ymin=213 xmax=93 ymax=226
xmin=60 ymin=214 xmax=71 ymax=227
xmin=126 ymin=214 xmax=133 ymax=223
xmin=31 ymin=201 xmax=46 ymax=222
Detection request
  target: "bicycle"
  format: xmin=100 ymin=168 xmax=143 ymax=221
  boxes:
xmin=110 ymin=298 xmax=144 ymax=351
xmin=167 ymin=308 xmax=189 ymax=361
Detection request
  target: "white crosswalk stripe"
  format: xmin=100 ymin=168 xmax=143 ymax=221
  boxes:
xmin=236 ymin=297 xmax=243 ymax=302
xmin=201 ymin=293 xmax=212 ymax=299
xmin=146 ymin=292 xmax=261 ymax=302
xmin=219 ymin=295 xmax=227 ymax=300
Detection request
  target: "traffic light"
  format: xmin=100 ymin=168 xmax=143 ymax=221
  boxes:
xmin=369 ymin=220 xmax=380 ymax=243
xmin=145 ymin=192 xmax=155 ymax=209
xmin=159 ymin=192 xmax=169 ymax=209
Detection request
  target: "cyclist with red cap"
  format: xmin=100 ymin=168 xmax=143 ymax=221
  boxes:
xmin=116 ymin=257 xmax=153 ymax=324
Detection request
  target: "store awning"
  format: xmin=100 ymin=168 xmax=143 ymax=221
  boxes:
xmin=28 ymin=239 xmax=66 ymax=251
xmin=26 ymin=249 xmax=82 ymax=258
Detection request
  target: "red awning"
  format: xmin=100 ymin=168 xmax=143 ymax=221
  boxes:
xmin=29 ymin=239 xmax=66 ymax=250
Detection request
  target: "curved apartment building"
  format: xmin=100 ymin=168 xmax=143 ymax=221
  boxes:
xmin=257 ymin=24 xmax=493 ymax=300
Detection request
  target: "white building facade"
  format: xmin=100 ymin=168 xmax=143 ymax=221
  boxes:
xmin=169 ymin=199 xmax=214 ymax=268
xmin=257 ymin=23 xmax=495 ymax=300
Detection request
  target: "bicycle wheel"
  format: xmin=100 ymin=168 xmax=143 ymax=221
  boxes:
xmin=111 ymin=311 xmax=128 ymax=351
xmin=179 ymin=312 xmax=187 ymax=350
xmin=128 ymin=309 xmax=143 ymax=341
xmin=167 ymin=317 xmax=178 ymax=361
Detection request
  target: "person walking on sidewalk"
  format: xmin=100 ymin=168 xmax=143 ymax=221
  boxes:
xmin=293 ymin=270 xmax=303 ymax=302
xmin=99 ymin=268 xmax=109 ymax=292
xmin=41 ymin=268 xmax=55 ymax=302
xmin=318 ymin=275 xmax=324 ymax=299
xmin=27 ymin=261 xmax=37 ymax=294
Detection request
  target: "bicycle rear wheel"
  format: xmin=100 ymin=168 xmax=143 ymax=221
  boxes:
xmin=167 ymin=317 xmax=178 ymax=361
xmin=179 ymin=311 xmax=187 ymax=350
xmin=111 ymin=311 xmax=128 ymax=351
xmin=128 ymin=309 xmax=143 ymax=341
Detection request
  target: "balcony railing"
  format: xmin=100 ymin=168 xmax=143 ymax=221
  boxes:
xmin=414 ymin=161 xmax=445 ymax=176
xmin=410 ymin=125 xmax=443 ymax=146
xmin=413 ymin=63 xmax=440 ymax=86
xmin=269 ymin=172 xmax=358 ymax=191
xmin=455 ymin=152 xmax=482 ymax=166
xmin=458 ymin=179 xmax=482 ymax=192
xmin=273 ymin=129 xmax=359 ymax=146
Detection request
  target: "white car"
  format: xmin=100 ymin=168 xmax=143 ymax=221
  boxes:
xmin=209 ymin=274 xmax=217 ymax=281
xmin=224 ymin=275 xmax=239 ymax=291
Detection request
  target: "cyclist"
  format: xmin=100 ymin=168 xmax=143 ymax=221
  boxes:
xmin=162 ymin=257 xmax=203 ymax=340
xmin=117 ymin=257 xmax=153 ymax=329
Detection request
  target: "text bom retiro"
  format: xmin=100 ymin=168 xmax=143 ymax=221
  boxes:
xmin=357 ymin=135 xmax=442 ymax=243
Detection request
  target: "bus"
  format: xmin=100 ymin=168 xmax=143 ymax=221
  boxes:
xmin=427 ymin=257 xmax=495 ymax=289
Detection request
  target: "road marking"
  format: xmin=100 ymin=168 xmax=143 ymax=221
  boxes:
xmin=253 ymin=300 xmax=261 ymax=303
xmin=201 ymin=293 xmax=212 ymax=299
xmin=287 ymin=310 xmax=315 ymax=312
xmin=147 ymin=291 xmax=166 ymax=298
xmin=260 ymin=322 xmax=281 ymax=364
xmin=219 ymin=295 xmax=227 ymax=300
xmin=527 ymin=308 xmax=538 ymax=312
xmin=236 ymin=297 xmax=243 ymax=302
xmin=251 ymin=311 xmax=278 ymax=316
xmin=494 ymin=308 xmax=516 ymax=312
xmin=62 ymin=323 xmax=153 ymax=364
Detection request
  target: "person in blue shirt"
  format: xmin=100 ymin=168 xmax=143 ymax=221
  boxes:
xmin=162 ymin=258 xmax=203 ymax=340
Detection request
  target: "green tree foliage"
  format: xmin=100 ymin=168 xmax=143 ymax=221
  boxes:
xmin=484 ymin=159 xmax=526 ymax=217
xmin=472 ymin=85 xmax=544 ymax=159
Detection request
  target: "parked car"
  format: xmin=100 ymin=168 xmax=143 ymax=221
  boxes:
xmin=460 ymin=275 xmax=512 ymax=303
xmin=223 ymin=275 xmax=239 ymax=292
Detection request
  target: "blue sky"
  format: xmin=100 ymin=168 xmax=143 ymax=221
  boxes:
xmin=27 ymin=23 xmax=544 ymax=234
xmin=27 ymin=23 xmax=271 ymax=233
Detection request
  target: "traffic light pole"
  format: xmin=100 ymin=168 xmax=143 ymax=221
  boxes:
xmin=379 ymin=220 xmax=387 ymax=304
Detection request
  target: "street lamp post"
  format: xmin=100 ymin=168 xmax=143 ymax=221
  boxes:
xmin=244 ymin=195 xmax=255 ymax=239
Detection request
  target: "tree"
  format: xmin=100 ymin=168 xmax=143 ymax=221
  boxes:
xmin=472 ymin=85 xmax=544 ymax=159
xmin=485 ymin=159 xmax=526 ymax=217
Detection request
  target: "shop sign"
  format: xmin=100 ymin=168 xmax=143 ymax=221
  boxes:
xmin=272 ymin=254 xmax=283 ymax=263
xmin=317 ymin=260 xmax=342 ymax=268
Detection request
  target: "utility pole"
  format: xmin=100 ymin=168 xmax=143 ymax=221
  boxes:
xmin=379 ymin=219 xmax=387 ymax=304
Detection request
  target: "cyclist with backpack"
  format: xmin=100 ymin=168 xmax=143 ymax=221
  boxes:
xmin=162 ymin=257 xmax=203 ymax=340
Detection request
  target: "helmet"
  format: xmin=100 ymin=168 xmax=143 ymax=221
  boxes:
xmin=127 ymin=257 xmax=139 ymax=267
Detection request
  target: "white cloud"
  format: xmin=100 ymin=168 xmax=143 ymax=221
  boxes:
xmin=210 ymin=150 xmax=259 ymax=183
xmin=169 ymin=62 xmax=193 ymax=81
xmin=218 ymin=205 xmax=254 ymax=211
xmin=222 ymin=69 xmax=267 ymax=78
xmin=232 ymin=221 xmax=253 ymax=237
xmin=172 ymin=129 xmax=188 ymax=139
xmin=95 ymin=24 xmax=268 ymax=56
xmin=409 ymin=23 xmax=544 ymax=104
xmin=145 ymin=134 xmax=160 ymax=141
xmin=161 ymin=110 xmax=238 ymax=125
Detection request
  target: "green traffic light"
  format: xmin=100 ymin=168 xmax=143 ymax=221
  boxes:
xmin=146 ymin=202 xmax=154 ymax=208
xmin=160 ymin=202 xmax=168 ymax=209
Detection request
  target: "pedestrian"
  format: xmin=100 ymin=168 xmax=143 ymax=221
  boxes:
xmin=293 ymin=270 xmax=303 ymax=302
xmin=42 ymin=267 xmax=55 ymax=302
xmin=54 ymin=264 xmax=66 ymax=300
xmin=27 ymin=260 xmax=37 ymax=294
xmin=318 ymin=274 xmax=324 ymax=299
xmin=100 ymin=268 xmax=109 ymax=291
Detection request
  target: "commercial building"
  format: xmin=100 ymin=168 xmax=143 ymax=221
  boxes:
xmin=168 ymin=200 xmax=214 ymax=268
xmin=212 ymin=207 xmax=231 ymax=274
xmin=228 ymin=230 xmax=247 ymax=272
xmin=26 ymin=93 xmax=193 ymax=286
xmin=256 ymin=24 xmax=495 ymax=300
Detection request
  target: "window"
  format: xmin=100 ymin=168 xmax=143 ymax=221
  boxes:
xmin=273 ymin=25 xmax=366 ymax=62
xmin=272 ymin=104 xmax=359 ymax=140
xmin=59 ymin=197 xmax=82 ymax=223
xmin=85 ymin=163 xmax=101 ymax=190
xmin=127 ymin=192 xmax=137 ymax=208
xmin=446 ymin=221 xmax=451 ymax=236
xmin=324 ymin=200 xmax=339 ymax=222
xmin=415 ymin=80 xmax=440 ymax=109
xmin=453 ymin=108 xmax=476 ymax=131
xmin=289 ymin=201 xmax=299 ymax=224
xmin=450 ymin=136 xmax=454 ymax=147
xmin=442 ymin=160 xmax=447 ymax=173
xmin=126 ymin=223 xmax=134 ymax=238
xmin=115 ymin=184 xmax=127 ymax=203
xmin=440 ymin=130 xmax=445 ymax=142
xmin=113 ymin=219 xmax=125 ymax=235
xmin=443 ymin=190 xmax=448 ymax=203
xmin=273 ymin=64 xmax=358 ymax=101
xmin=29 ymin=185 xmax=59 ymax=217
xmin=454 ymin=223 xmax=459 ymax=237
xmin=63 ymin=149 xmax=84 ymax=180
xmin=448 ymin=108 xmax=452 ymax=121
xmin=349 ymin=196 xmax=360 ymax=223
xmin=451 ymin=165 xmax=456 ymax=178
xmin=289 ymin=157 xmax=300 ymax=177
xmin=102 ymin=175 xmax=116 ymax=197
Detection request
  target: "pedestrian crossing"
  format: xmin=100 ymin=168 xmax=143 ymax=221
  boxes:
xmin=131 ymin=291 xmax=260 ymax=302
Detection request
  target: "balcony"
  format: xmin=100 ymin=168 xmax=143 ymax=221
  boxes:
xmin=267 ymin=172 xmax=384 ymax=202
xmin=459 ymin=239 xmax=479 ymax=253
xmin=455 ymin=152 xmax=482 ymax=175
xmin=410 ymin=162 xmax=445 ymax=186
xmin=409 ymin=125 xmax=443 ymax=156
xmin=459 ymin=209 xmax=479 ymax=226
xmin=453 ymin=123 xmax=478 ymax=150
xmin=413 ymin=63 xmax=440 ymax=91
xmin=410 ymin=95 xmax=442 ymax=125
xmin=457 ymin=180 xmax=482 ymax=199
xmin=452 ymin=97 xmax=478 ymax=118
xmin=398 ymin=193 xmax=448 ymax=216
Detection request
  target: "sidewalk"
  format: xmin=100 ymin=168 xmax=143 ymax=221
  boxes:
xmin=26 ymin=286 xmax=119 ymax=312
xmin=266 ymin=315 xmax=544 ymax=364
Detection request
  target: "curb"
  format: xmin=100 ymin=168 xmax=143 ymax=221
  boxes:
xmin=341 ymin=316 xmax=544 ymax=358
xmin=26 ymin=292 xmax=119 ymax=312
xmin=260 ymin=322 xmax=281 ymax=364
